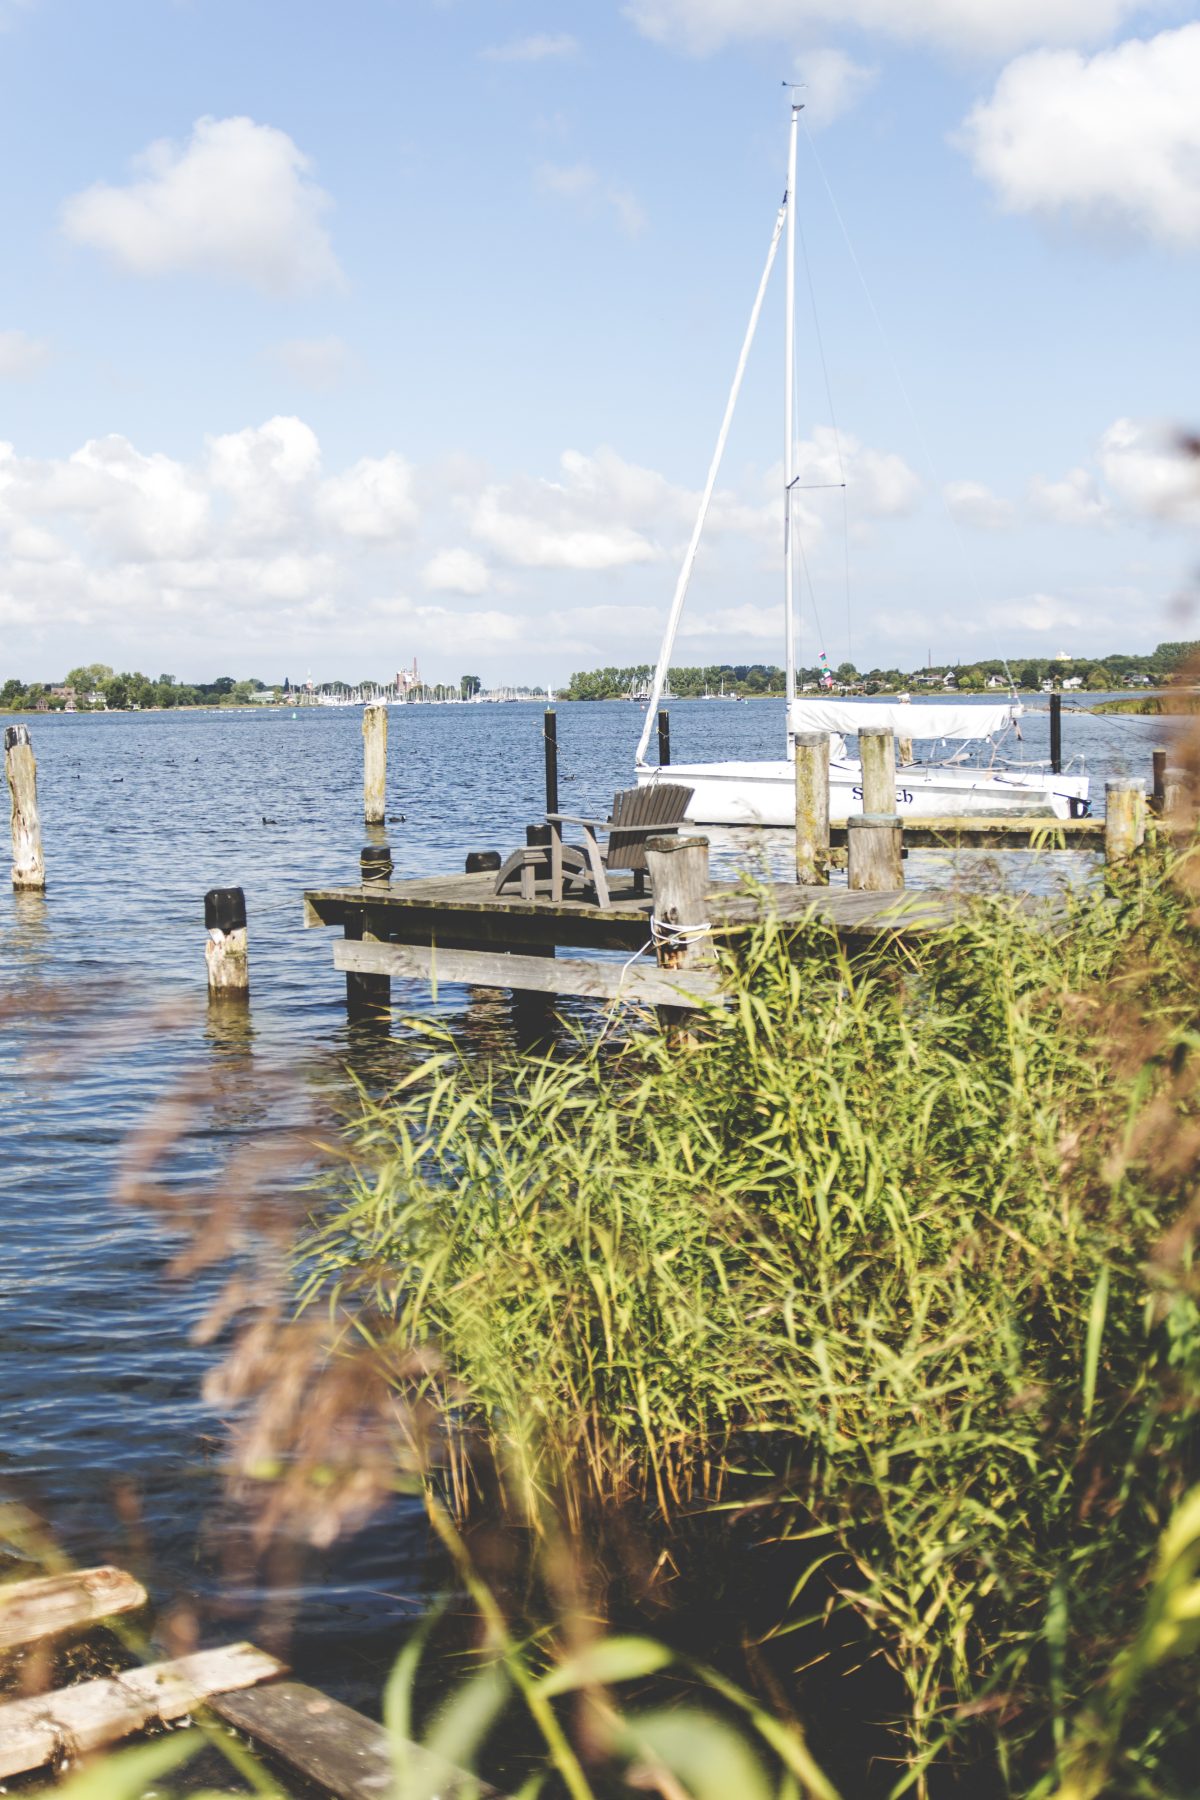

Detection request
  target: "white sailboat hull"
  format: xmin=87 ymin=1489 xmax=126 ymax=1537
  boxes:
xmin=638 ymin=758 xmax=1090 ymax=826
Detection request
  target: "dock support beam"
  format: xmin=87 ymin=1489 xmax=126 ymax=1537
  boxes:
xmin=5 ymin=724 xmax=45 ymax=890
xmin=658 ymin=708 xmax=671 ymax=768
xmin=1151 ymin=747 xmax=1167 ymax=818
xmin=205 ymin=888 xmax=249 ymax=1000
xmin=794 ymin=731 xmax=830 ymax=886
xmin=1105 ymin=779 xmax=1146 ymax=864
xmin=848 ymin=814 xmax=903 ymax=892
xmin=858 ymin=727 xmax=896 ymax=815
xmin=1050 ymin=692 xmax=1062 ymax=775
xmin=363 ymin=702 xmax=387 ymax=825
xmin=645 ymin=835 xmax=715 ymax=977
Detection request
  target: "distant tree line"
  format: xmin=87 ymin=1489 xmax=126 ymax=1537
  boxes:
xmin=563 ymin=643 xmax=1200 ymax=700
xmin=0 ymin=666 xmax=274 ymax=712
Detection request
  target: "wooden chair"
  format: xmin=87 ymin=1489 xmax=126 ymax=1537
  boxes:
xmin=546 ymin=782 xmax=694 ymax=907
xmin=492 ymin=825 xmax=591 ymax=902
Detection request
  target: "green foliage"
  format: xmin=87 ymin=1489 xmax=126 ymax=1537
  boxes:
xmin=309 ymin=847 xmax=1200 ymax=1795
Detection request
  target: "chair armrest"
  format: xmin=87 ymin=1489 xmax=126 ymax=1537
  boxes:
xmin=546 ymin=813 xmax=609 ymax=829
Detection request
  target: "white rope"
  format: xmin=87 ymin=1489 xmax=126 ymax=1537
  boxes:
xmin=650 ymin=917 xmax=713 ymax=947
xmin=635 ymin=194 xmax=789 ymax=769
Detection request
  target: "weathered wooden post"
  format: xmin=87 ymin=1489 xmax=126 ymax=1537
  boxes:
xmin=897 ymin=734 xmax=914 ymax=768
xmin=362 ymin=702 xmax=387 ymax=825
xmin=658 ymin=709 xmax=671 ymax=767
xmin=793 ymin=731 xmax=830 ymax=886
xmin=1104 ymin=779 xmax=1146 ymax=864
xmin=205 ymin=887 xmax=249 ymax=999
xmin=1050 ymin=692 xmax=1062 ymax=775
xmin=847 ymin=814 xmax=903 ymax=892
xmin=5 ymin=724 xmax=45 ymax=890
xmin=1151 ymin=747 xmax=1167 ymax=818
xmin=1162 ymin=768 xmax=1188 ymax=828
xmin=544 ymin=709 xmax=558 ymax=815
xmin=858 ymin=726 xmax=896 ymax=815
xmin=644 ymin=835 xmax=715 ymax=977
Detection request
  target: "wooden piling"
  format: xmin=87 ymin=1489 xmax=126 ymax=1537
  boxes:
xmin=1151 ymin=747 xmax=1167 ymax=818
xmin=1162 ymin=768 xmax=1188 ymax=828
xmin=544 ymin=708 xmax=558 ymax=815
xmin=898 ymin=735 xmax=914 ymax=768
xmin=848 ymin=813 xmax=903 ymax=892
xmin=1050 ymin=692 xmax=1062 ymax=775
xmin=1104 ymin=779 xmax=1146 ymax=863
xmin=858 ymin=726 xmax=896 ymax=815
xmin=205 ymin=888 xmax=249 ymax=998
xmin=644 ymin=835 xmax=715 ymax=974
xmin=5 ymin=723 xmax=45 ymax=890
xmin=794 ymin=731 xmax=830 ymax=886
xmin=361 ymin=843 xmax=393 ymax=884
xmin=658 ymin=708 xmax=671 ymax=768
xmin=362 ymin=702 xmax=387 ymax=825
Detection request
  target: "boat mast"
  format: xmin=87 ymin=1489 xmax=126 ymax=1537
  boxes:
xmin=784 ymin=100 xmax=800 ymax=713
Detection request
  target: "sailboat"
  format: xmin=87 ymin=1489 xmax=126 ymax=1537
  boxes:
xmin=634 ymin=105 xmax=1089 ymax=827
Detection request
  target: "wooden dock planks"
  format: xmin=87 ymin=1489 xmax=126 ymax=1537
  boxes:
xmin=334 ymin=937 xmax=723 ymax=1006
xmin=0 ymin=1642 xmax=283 ymax=1777
xmin=0 ymin=1565 xmax=147 ymax=1651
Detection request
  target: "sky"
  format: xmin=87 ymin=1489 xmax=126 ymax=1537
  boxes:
xmin=0 ymin=0 xmax=1198 ymax=687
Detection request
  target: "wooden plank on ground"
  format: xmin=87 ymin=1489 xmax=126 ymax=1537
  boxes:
xmin=212 ymin=1679 xmax=510 ymax=1800
xmin=0 ymin=1566 xmax=147 ymax=1651
xmin=0 ymin=1642 xmax=283 ymax=1777
xmin=333 ymin=938 xmax=723 ymax=1008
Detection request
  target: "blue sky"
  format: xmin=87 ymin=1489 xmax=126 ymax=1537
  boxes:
xmin=0 ymin=0 xmax=1197 ymax=685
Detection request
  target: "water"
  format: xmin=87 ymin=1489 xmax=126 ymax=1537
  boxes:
xmin=0 ymin=695 xmax=1176 ymax=1704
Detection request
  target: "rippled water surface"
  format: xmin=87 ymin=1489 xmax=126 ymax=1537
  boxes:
xmin=0 ymin=695 xmax=1176 ymax=1701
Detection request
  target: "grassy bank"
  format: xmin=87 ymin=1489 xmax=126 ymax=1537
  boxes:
xmin=302 ymin=843 xmax=1200 ymax=1796
xmin=1090 ymin=692 xmax=1200 ymax=715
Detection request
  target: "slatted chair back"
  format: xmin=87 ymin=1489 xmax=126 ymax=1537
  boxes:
xmin=605 ymin=783 xmax=693 ymax=873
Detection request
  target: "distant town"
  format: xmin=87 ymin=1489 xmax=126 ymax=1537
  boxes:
xmin=1 ymin=642 xmax=1195 ymax=712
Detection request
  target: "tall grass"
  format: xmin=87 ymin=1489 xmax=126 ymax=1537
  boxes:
xmin=305 ymin=838 xmax=1200 ymax=1795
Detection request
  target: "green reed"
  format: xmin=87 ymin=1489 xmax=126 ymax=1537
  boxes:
xmin=306 ymin=841 xmax=1200 ymax=1796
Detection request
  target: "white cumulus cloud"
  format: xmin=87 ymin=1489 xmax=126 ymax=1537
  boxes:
xmin=958 ymin=26 xmax=1200 ymax=248
xmin=0 ymin=330 xmax=50 ymax=379
xmin=317 ymin=453 xmax=418 ymax=541
xmin=796 ymin=48 xmax=878 ymax=130
xmin=61 ymin=116 xmax=342 ymax=294
xmin=1098 ymin=418 xmax=1200 ymax=526
xmin=625 ymin=0 xmax=1149 ymax=58
xmin=1030 ymin=467 xmax=1110 ymax=526
xmin=423 ymin=548 xmax=491 ymax=594
xmin=944 ymin=480 xmax=1015 ymax=530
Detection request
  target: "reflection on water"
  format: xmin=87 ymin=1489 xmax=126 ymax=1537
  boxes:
xmin=0 ymin=696 xmax=1179 ymax=1702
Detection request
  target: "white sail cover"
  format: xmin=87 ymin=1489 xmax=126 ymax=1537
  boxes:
xmin=789 ymin=699 xmax=1019 ymax=741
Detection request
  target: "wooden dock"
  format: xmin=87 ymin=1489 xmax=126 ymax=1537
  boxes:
xmin=303 ymin=862 xmax=963 ymax=1012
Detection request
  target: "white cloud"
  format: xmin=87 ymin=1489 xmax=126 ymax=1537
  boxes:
xmin=317 ymin=453 xmax=418 ymax=541
xmin=0 ymin=330 xmax=50 ymax=379
xmin=483 ymin=32 xmax=578 ymax=62
xmin=796 ymin=48 xmax=878 ymax=131
xmin=269 ymin=337 xmax=351 ymax=389
xmin=944 ymin=479 xmax=1015 ymax=530
xmin=1001 ymin=593 xmax=1087 ymax=633
xmin=537 ymin=163 xmax=647 ymax=236
xmin=423 ymin=547 xmax=490 ymax=594
xmin=625 ymin=0 xmax=1149 ymax=58
xmin=1030 ymin=467 xmax=1110 ymax=526
xmin=794 ymin=426 xmax=921 ymax=518
xmin=1033 ymin=421 xmax=1200 ymax=529
xmin=61 ymin=116 xmax=342 ymax=294
xmin=958 ymin=26 xmax=1200 ymax=248
xmin=1098 ymin=418 xmax=1200 ymax=526
xmin=206 ymin=416 xmax=321 ymax=539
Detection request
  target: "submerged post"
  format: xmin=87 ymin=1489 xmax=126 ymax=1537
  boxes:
xmin=205 ymin=887 xmax=249 ymax=999
xmin=1151 ymin=747 xmax=1167 ymax=818
xmin=361 ymin=844 xmax=393 ymax=884
xmin=5 ymin=724 xmax=44 ymax=890
xmin=848 ymin=814 xmax=903 ymax=892
xmin=362 ymin=702 xmax=387 ymax=825
xmin=793 ymin=731 xmax=830 ymax=886
xmin=1050 ymin=693 xmax=1062 ymax=775
xmin=644 ymin=836 xmax=715 ymax=975
xmin=658 ymin=709 xmax=670 ymax=768
xmin=544 ymin=709 xmax=558 ymax=816
xmin=1104 ymin=779 xmax=1146 ymax=864
xmin=858 ymin=726 xmax=896 ymax=815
